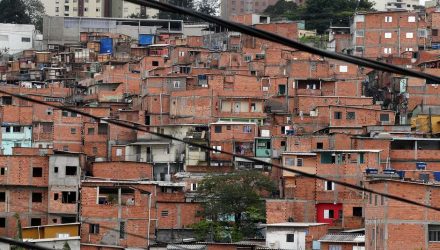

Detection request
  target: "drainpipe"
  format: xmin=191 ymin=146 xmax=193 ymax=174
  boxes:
xmin=147 ymin=192 xmax=152 ymax=247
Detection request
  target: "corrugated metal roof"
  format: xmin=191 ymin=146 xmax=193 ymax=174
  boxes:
xmin=319 ymin=233 xmax=365 ymax=243
xmin=167 ymin=244 xmax=206 ymax=250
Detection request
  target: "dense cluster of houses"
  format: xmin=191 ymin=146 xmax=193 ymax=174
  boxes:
xmin=1 ymin=6 xmax=440 ymax=250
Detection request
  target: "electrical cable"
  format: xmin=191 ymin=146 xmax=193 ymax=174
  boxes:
xmin=124 ymin=0 xmax=440 ymax=83
xmin=0 ymin=89 xmax=438 ymax=212
xmin=0 ymin=236 xmax=56 ymax=250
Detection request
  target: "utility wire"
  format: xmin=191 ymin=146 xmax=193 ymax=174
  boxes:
xmin=124 ymin=0 xmax=440 ymax=83
xmin=0 ymin=89 xmax=439 ymax=212
xmin=0 ymin=236 xmax=56 ymax=250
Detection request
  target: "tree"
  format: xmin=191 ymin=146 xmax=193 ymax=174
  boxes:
xmin=264 ymin=0 xmax=375 ymax=34
xmin=196 ymin=0 xmax=219 ymax=16
xmin=157 ymin=0 xmax=196 ymax=21
xmin=128 ymin=13 xmax=150 ymax=19
xmin=263 ymin=0 xmax=298 ymax=19
xmin=63 ymin=242 xmax=71 ymax=250
xmin=0 ymin=0 xmax=31 ymax=25
xmin=23 ymin=0 xmax=45 ymax=32
xmin=193 ymin=171 xmax=276 ymax=242
xmin=0 ymin=0 xmax=45 ymax=32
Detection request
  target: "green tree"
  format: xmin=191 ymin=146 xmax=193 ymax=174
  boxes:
xmin=0 ymin=0 xmax=31 ymax=25
xmin=196 ymin=0 xmax=219 ymax=16
xmin=0 ymin=0 xmax=45 ymax=32
xmin=264 ymin=0 xmax=375 ymax=34
xmin=157 ymin=0 xmax=196 ymax=21
xmin=263 ymin=0 xmax=298 ymax=19
xmin=63 ymin=242 xmax=71 ymax=250
xmin=23 ymin=0 xmax=46 ymax=32
xmin=193 ymin=171 xmax=276 ymax=242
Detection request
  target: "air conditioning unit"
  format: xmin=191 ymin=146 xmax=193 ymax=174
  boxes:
xmin=262 ymin=86 xmax=269 ymax=91
xmin=310 ymin=110 xmax=318 ymax=117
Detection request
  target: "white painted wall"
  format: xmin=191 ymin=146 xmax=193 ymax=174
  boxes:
xmin=0 ymin=24 xmax=35 ymax=54
xmin=266 ymin=228 xmax=306 ymax=250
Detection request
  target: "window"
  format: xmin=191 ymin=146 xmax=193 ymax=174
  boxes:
xmin=89 ymin=224 xmax=99 ymax=234
xmin=93 ymin=147 xmax=98 ymax=154
xmin=32 ymin=168 xmax=43 ymax=177
xmin=334 ymin=111 xmax=342 ymax=119
xmin=433 ymin=29 xmax=439 ymax=36
xmin=62 ymin=191 xmax=76 ymax=204
xmin=408 ymin=16 xmax=416 ymax=22
xmin=98 ymin=124 xmax=108 ymax=135
xmin=244 ymin=55 xmax=252 ymax=62
xmin=31 ymin=218 xmax=41 ymax=226
xmin=385 ymin=16 xmax=392 ymax=22
xmin=65 ymin=166 xmax=77 ymax=176
xmin=324 ymin=209 xmax=334 ymax=219
xmin=161 ymin=210 xmax=169 ymax=217
xmin=355 ymin=30 xmax=364 ymax=37
xmin=329 ymin=246 xmax=342 ymax=250
xmin=0 ymin=192 xmax=5 ymax=202
xmin=13 ymin=126 xmax=21 ymax=133
xmin=54 ymin=193 xmax=59 ymax=200
xmin=226 ymin=125 xmax=231 ymax=130
xmin=278 ymin=84 xmax=286 ymax=95
xmin=339 ymin=65 xmax=348 ymax=72
xmin=88 ymin=128 xmax=95 ymax=135
xmin=286 ymin=234 xmax=294 ymax=242
xmin=429 ymin=225 xmax=440 ymax=241
xmin=359 ymin=153 xmax=365 ymax=164
xmin=190 ymin=183 xmax=198 ymax=191
xmin=317 ymin=142 xmax=323 ymax=149
xmin=406 ymin=32 xmax=413 ymax=38
xmin=0 ymin=218 xmax=5 ymax=227
xmin=405 ymin=48 xmax=414 ymax=52
xmin=346 ymin=112 xmax=356 ymax=120
xmin=32 ymin=193 xmax=42 ymax=203
xmin=56 ymin=6 xmax=59 ymax=12
xmin=384 ymin=48 xmax=392 ymax=54
xmin=353 ymin=207 xmax=362 ymax=217
xmin=212 ymin=146 xmax=222 ymax=154
xmin=152 ymin=61 xmax=159 ymax=66
xmin=214 ymin=125 xmax=222 ymax=133
xmin=243 ymin=125 xmax=252 ymax=133
xmin=116 ymin=149 xmax=122 ymax=156
xmin=120 ymin=221 xmax=125 ymax=239
xmin=54 ymin=167 xmax=58 ymax=173
xmin=296 ymin=158 xmax=303 ymax=167
xmin=384 ymin=32 xmax=392 ymax=38
xmin=70 ymin=128 xmax=76 ymax=134
xmin=172 ymin=80 xmax=181 ymax=88
xmin=179 ymin=51 xmax=185 ymax=57
xmin=325 ymin=181 xmax=335 ymax=191
xmin=380 ymin=113 xmax=390 ymax=122
xmin=285 ymin=158 xmax=295 ymax=166
xmin=21 ymin=37 xmax=31 ymax=42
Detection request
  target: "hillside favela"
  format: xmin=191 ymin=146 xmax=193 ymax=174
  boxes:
xmin=2 ymin=0 xmax=440 ymax=249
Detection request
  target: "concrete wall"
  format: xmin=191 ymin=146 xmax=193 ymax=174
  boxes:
xmin=0 ymin=23 xmax=35 ymax=54
xmin=265 ymin=227 xmax=306 ymax=250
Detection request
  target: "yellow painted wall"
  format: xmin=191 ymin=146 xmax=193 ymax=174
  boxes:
xmin=23 ymin=224 xmax=80 ymax=239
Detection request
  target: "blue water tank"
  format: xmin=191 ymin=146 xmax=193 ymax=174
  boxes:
xmin=416 ymin=162 xmax=427 ymax=170
xmin=139 ymin=34 xmax=154 ymax=46
xmin=434 ymin=172 xmax=440 ymax=182
xmin=397 ymin=170 xmax=405 ymax=179
xmin=100 ymin=38 xmax=113 ymax=54
xmin=366 ymin=168 xmax=379 ymax=174
xmin=383 ymin=169 xmax=396 ymax=175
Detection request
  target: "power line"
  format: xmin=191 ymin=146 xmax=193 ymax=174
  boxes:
xmin=0 ymin=236 xmax=56 ymax=250
xmin=0 ymin=89 xmax=439 ymax=212
xmin=124 ymin=0 xmax=440 ymax=83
